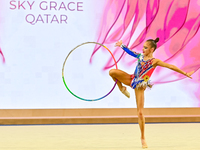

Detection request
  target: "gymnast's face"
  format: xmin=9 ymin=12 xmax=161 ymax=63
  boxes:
xmin=142 ymin=42 xmax=154 ymax=56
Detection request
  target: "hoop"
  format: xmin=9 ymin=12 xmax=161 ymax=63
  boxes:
xmin=62 ymin=42 xmax=118 ymax=101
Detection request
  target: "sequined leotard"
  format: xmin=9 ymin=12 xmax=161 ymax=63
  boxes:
xmin=121 ymin=44 xmax=155 ymax=89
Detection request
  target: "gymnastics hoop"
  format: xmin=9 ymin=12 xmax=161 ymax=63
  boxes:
xmin=62 ymin=42 xmax=118 ymax=101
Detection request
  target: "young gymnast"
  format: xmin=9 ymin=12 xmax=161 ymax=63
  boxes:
xmin=109 ymin=38 xmax=194 ymax=148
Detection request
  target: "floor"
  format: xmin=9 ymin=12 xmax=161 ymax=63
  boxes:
xmin=0 ymin=123 xmax=199 ymax=150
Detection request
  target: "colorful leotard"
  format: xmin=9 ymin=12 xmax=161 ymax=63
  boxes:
xmin=121 ymin=44 xmax=155 ymax=89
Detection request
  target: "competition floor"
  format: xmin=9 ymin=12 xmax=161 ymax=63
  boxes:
xmin=0 ymin=123 xmax=199 ymax=150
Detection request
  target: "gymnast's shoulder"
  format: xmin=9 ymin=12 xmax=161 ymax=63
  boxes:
xmin=152 ymin=58 xmax=171 ymax=68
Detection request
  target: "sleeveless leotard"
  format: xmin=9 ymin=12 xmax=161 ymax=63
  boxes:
xmin=121 ymin=44 xmax=155 ymax=89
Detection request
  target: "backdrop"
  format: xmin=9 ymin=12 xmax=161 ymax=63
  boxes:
xmin=0 ymin=0 xmax=200 ymax=109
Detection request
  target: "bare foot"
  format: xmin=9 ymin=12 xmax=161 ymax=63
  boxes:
xmin=186 ymin=71 xmax=195 ymax=79
xmin=120 ymin=86 xmax=130 ymax=98
xmin=141 ymin=139 xmax=148 ymax=149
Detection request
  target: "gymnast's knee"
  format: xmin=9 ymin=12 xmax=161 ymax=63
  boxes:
xmin=137 ymin=111 xmax=144 ymax=119
xmin=109 ymin=69 xmax=117 ymax=77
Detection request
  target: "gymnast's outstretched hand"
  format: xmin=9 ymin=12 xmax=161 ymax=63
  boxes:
xmin=115 ymin=40 xmax=122 ymax=47
xmin=185 ymin=71 xmax=195 ymax=79
xmin=154 ymin=59 xmax=195 ymax=80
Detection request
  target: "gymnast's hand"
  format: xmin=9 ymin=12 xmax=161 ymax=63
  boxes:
xmin=115 ymin=40 xmax=123 ymax=47
xmin=185 ymin=71 xmax=195 ymax=79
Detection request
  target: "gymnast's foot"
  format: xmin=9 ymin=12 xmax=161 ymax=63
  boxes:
xmin=120 ymin=86 xmax=130 ymax=98
xmin=141 ymin=138 xmax=148 ymax=149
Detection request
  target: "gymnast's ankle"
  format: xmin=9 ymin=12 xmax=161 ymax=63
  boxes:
xmin=120 ymin=86 xmax=130 ymax=98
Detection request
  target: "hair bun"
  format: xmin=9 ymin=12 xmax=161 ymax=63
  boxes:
xmin=154 ymin=38 xmax=159 ymax=43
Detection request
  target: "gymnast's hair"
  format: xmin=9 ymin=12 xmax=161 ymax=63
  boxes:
xmin=146 ymin=38 xmax=159 ymax=51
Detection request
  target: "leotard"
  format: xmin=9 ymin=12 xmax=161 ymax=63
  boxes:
xmin=121 ymin=44 xmax=155 ymax=89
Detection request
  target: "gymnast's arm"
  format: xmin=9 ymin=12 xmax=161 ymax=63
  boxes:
xmin=153 ymin=59 xmax=194 ymax=79
xmin=115 ymin=40 xmax=140 ymax=58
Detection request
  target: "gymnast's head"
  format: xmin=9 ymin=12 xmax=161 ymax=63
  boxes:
xmin=143 ymin=38 xmax=159 ymax=54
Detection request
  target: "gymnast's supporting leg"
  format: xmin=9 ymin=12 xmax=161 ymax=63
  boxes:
xmin=109 ymin=69 xmax=132 ymax=98
xmin=135 ymin=87 xmax=148 ymax=148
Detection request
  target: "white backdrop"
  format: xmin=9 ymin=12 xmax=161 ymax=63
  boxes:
xmin=0 ymin=0 xmax=197 ymax=108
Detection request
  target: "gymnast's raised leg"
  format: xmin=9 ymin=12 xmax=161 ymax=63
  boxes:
xmin=109 ymin=69 xmax=132 ymax=98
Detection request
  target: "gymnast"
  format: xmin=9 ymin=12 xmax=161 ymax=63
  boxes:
xmin=109 ymin=38 xmax=194 ymax=148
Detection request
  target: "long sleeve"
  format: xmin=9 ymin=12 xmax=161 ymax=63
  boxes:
xmin=120 ymin=44 xmax=141 ymax=59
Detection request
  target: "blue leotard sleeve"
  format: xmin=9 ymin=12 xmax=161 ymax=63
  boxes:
xmin=120 ymin=44 xmax=141 ymax=59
